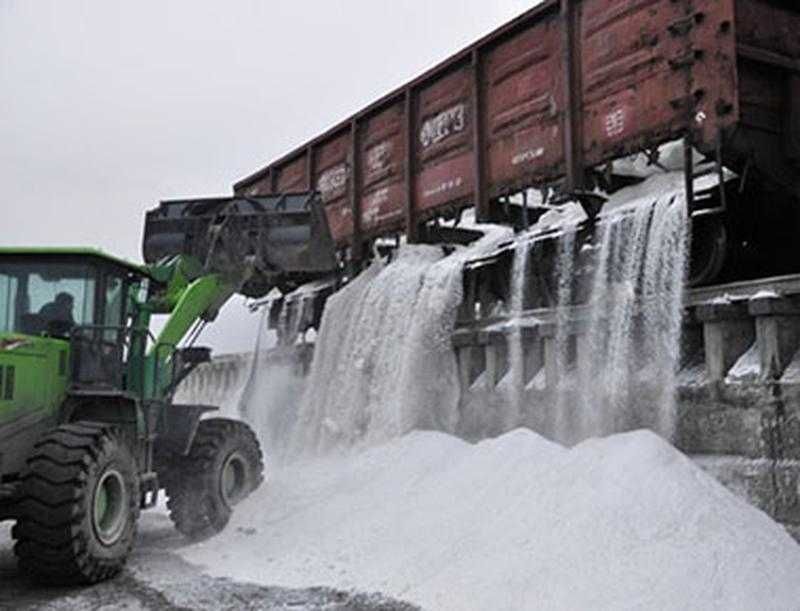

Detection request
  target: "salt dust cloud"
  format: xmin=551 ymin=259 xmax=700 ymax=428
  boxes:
xmin=238 ymin=308 xmax=308 ymax=456
xmin=512 ymin=178 xmax=689 ymax=445
xmin=289 ymin=224 xmax=512 ymax=458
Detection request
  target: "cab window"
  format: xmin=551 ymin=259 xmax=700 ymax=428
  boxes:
xmin=0 ymin=261 xmax=97 ymax=336
xmin=0 ymin=274 xmax=19 ymax=334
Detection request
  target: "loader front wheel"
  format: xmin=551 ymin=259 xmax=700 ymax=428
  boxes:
xmin=166 ymin=418 xmax=263 ymax=541
xmin=12 ymin=423 xmax=140 ymax=584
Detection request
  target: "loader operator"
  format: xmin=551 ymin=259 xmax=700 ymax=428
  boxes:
xmin=38 ymin=291 xmax=75 ymax=332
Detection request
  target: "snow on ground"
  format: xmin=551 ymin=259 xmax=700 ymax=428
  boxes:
xmin=180 ymin=428 xmax=800 ymax=611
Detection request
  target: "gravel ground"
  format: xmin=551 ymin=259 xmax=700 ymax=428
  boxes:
xmin=0 ymin=511 xmax=419 ymax=611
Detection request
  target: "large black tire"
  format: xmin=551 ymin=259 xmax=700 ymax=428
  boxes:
xmin=12 ymin=422 xmax=140 ymax=584
xmin=166 ymin=418 xmax=263 ymax=541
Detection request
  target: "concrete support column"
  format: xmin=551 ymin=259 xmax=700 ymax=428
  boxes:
xmin=749 ymin=295 xmax=800 ymax=381
xmin=541 ymin=320 xmax=559 ymax=390
xmin=453 ymin=328 xmax=489 ymax=393
xmin=485 ymin=344 xmax=501 ymax=387
xmin=539 ymin=316 xmax=590 ymax=390
xmin=481 ymin=331 xmax=507 ymax=387
xmin=478 ymin=281 xmax=494 ymax=319
xmin=458 ymin=271 xmax=478 ymax=324
xmin=695 ymin=302 xmax=754 ymax=383
xmin=456 ymin=346 xmax=473 ymax=392
xmin=522 ymin=331 xmax=544 ymax=387
xmin=680 ymin=312 xmax=705 ymax=368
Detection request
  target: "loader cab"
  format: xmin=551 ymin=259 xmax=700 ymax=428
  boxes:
xmin=0 ymin=249 xmax=150 ymax=392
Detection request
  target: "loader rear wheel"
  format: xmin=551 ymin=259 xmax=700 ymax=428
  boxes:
xmin=12 ymin=423 xmax=139 ymax=584
xmin=166 ymin=418 xmax=263 ymax=541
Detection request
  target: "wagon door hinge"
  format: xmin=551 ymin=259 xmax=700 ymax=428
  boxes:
xmin=669 ymin=48 xmax=704 ymax=70
xmin=667 ymin=12 xmax=705 ymax=38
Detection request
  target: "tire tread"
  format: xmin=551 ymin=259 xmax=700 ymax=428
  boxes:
xmin=165 ymin=418 xmax=263 ymax=541
xmin=12 ymin=422 xmax=139 ymax=585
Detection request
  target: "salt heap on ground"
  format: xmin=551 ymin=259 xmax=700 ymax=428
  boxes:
xmin=182 ymin=428 xmax=800 ymax=611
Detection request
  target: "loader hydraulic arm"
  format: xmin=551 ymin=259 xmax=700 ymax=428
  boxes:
xmin=136 ymin=255 xmax=242 ymax=400
xmin=149 ymin=274 xmax=235 ymax=355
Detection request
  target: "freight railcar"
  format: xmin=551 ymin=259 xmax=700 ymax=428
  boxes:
xmin=235 ymin=0 xmax=799 ymax=286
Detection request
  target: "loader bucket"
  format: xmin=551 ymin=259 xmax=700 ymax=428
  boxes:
xmin=142 ymin=192 xmax=338 ymax=298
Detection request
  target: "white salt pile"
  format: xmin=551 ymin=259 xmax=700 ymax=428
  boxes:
xmin=181 ymin=428 xmax=800 ymax=611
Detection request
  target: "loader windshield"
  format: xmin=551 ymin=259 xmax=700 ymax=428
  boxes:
xmin=0 ymin=261 xmax=96 ymax=337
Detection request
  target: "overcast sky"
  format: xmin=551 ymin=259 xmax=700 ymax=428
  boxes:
xmin=1 ymin=0 xmax=536 ymax=352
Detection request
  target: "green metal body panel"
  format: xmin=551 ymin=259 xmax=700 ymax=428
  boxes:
xmin=143 ymin=273 xmax=235 ymax=400
xmin=0 ymin=333 xmax=69 ymax=476
xmin=0 ymin=334 xmax=69 ymax=422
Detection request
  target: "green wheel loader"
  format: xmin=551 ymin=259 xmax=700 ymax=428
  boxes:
xmin=0 ymin=193 xmax=338 ymax=584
